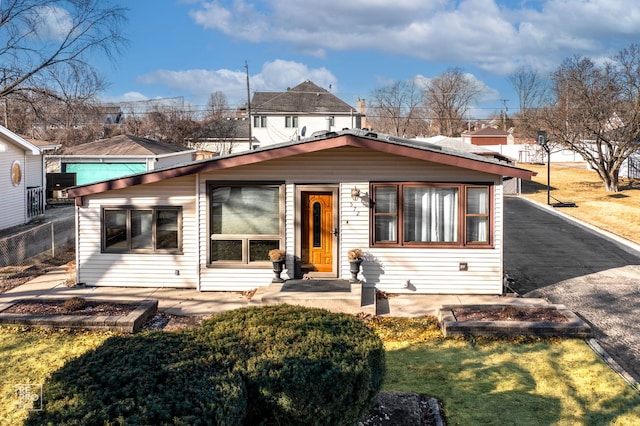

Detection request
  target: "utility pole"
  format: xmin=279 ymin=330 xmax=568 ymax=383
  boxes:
xmin=500 ymin=99 xmax=508 ymax=131
xmin=245 ymin=61 xmax=252 ymax=148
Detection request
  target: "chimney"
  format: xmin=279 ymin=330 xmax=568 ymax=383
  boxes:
xmin=356 ymin=98 xmax=367 ymax=129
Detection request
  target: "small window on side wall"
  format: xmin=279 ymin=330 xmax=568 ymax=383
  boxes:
xmin=102 ymin=207 xmax=182 ymax=253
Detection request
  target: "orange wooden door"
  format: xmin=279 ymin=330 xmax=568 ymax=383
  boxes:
xmin=302 ymin=192 xmax=334 ymax=273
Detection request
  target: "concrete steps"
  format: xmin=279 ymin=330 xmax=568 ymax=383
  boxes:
xmin=250 ymin=279 xmax=375 ymax=315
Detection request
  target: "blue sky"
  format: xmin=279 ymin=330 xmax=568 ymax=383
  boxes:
xmin=95 ymin=0 xmax=640 ymax=119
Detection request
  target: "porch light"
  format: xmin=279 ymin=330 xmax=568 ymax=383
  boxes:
xmin=351 ymin=187 xmax=360 ymax=201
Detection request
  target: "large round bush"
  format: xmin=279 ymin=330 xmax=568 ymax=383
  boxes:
xmin=25 ymin=331 xmax=246 ymax=426
xmin=195 ymin=304 xmax=386 ymax=425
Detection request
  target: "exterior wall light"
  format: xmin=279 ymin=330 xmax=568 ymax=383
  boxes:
xmin=351 ymin=187 xmax=360 ymax=201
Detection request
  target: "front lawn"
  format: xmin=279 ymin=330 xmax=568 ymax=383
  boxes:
xmin=0 ymin=327 xmax=113 ymax=425
xmin=3 ymin=318 xmax=640 ymax=425
xmin=372 ymin=317 xmax=640 ymax=425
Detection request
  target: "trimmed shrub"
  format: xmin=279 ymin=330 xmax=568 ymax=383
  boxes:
xmin=25 ymin=332 xmax=246 ymax=426
xmin=195 ymin=304 xmax=386 ymax=425
xmin=63 ymin=296 xmax=87 ymax=312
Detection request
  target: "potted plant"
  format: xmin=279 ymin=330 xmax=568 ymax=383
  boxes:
xmin=268 ymin=249 xmax=286 ymax=283
xmin=347 ymin=248 xmax=363 ymax=283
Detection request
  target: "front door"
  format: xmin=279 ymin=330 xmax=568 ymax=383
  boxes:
xmin=301 ymin=191 xmax=336 ymax=276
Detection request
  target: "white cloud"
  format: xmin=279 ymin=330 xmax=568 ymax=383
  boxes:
xmin=134 ymin=60 xmax=338 ymax=106
xmin=33 ymin=6 xmax=73 ymax=41
xmin=188 ymin=0 xmax=640 ymax=76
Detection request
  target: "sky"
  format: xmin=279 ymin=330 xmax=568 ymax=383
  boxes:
xmin=93 ymin=0 xmax=640 ymax=120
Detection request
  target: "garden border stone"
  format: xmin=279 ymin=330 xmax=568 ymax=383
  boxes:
xmin=0 ymin=299 xmax=158 ymax=333
xmin=438 ymin=303 xmax=592 ymax=338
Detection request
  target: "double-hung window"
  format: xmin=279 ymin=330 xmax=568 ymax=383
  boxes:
xmin=372 ymin=183 xmax=492 ymax=247
xmin=209 ymin=183 xmax=284 ymax=265
xmin=285 ymin=116 xmax=298 ymax=128
xmin=102 ymin=207 xmax=181 ymax=253
xmin=253 ymin=115 xmax=267 ymax=128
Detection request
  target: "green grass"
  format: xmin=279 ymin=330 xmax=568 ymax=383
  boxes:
xmin=369 ymin=317 xmax=640 ymax=425
xmin=384 ymin=339 xmax=640 ymax=425
xmin=0 ymin=327 xmax=114 ymax=425
xmin=2 ymin=319 xmax=640 ymax=425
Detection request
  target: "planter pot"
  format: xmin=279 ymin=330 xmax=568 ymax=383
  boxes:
xmin=349 ymin=259 xmax=362 ymax=283
xmin=271 ymin=259 xmax=286 ymax=283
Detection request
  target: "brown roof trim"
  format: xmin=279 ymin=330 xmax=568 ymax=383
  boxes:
xmin=67 ymin=133 xmax=535 ymax=198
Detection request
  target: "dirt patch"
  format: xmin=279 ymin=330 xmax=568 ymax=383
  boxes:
xmin=360 ymin=392 xmax=444 ymax=426
xmin=2 ymin=299 xmax=138 ymax=316
xmin=0 ymin=248 xmax=75 ymax=293
xmin=453 ymin=305 xmax=569 ymax=323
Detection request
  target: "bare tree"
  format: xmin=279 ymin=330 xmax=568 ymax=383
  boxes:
xmin=205 ymin=91 xmax=232 ymax=120
xmin=541 ymin=47 xmax=640 ymax=192
xmin=368 ymin=80 xmax=428 ymax=137
xmin=0 ymin=0 xmax=127 ymax=101
xmin=424 ymin=68 xmax=482 ymax=137
xmin=125 ymin=103 xmax=199 ymax=146
xmin=509 ymin=66 xmax=551 ymax=115
xmin=507 ymin=66 xmax=552 ymax=141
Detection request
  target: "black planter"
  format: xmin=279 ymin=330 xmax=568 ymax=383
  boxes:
xmin=349 ymin=259 xmax=362 ymax=283
xmin=271 ymin=260 xmax=286 ymax=283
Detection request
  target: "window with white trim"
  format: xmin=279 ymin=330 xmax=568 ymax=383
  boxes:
xmin=102 ymin=207 xmax=182 ymax=253
xmin=372 ymin=183 xmax=492 ymax=247
xmin=209 ymin=183 xmax=284 ymax=264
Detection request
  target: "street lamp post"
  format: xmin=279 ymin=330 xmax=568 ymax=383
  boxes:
xmin=537 ymin=130 xmax=550 ymax=205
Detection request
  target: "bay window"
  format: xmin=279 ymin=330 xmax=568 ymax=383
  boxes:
xmin=372 ymin=183 xmax=492 ymax=247
xmin=209 ymin=183 xmax=284 ymax=265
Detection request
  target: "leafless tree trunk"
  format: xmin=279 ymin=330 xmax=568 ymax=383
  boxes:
xmin=423 ymin=68 xmax=482 ymax=137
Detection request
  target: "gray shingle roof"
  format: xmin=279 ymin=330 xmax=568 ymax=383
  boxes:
xmin=58 ymin=135 xmax=192 ymax=156
xmin=251 ymin=80 xmax=355 ymax=114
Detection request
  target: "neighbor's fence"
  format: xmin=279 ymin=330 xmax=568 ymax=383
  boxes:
xmin=0 ymin=215 xmax=75 ymax=267
xmin=628 ymin=157 xmax=640 ymax=180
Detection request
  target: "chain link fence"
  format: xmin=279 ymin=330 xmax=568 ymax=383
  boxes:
xmin=0 ymin=214 xmax=75 ymax=267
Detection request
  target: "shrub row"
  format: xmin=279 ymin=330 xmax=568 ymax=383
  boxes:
xmin=26 ymin=305 xmax=385 ymax=426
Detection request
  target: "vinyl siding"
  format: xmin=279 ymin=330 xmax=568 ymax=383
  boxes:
xmin=196 ymin=147 xmax=504 ymax=293
xmin=0 ymin=142 xmax=26 ymax=230
xmin=25 ymin=154 xmax=43 ymax=188
xmin=77 ymin=146 xmax=506 ymax=293
xmin=76 ymin=176 xmax=198 ymax=288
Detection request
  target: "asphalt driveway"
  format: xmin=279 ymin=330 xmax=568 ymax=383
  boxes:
xmin=504 ymin=196 xmax=640 ymax=384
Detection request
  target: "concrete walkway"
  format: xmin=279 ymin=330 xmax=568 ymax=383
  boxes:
xmin=0 ymin=267 xmax=545 ymax=318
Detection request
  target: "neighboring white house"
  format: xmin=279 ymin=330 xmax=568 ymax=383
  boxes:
xmin=46 ymin=134 xmax=196 ymax=187
xmin=250 ymin=80 xmax=364 ymax=147
xmin=67 ymin=129 xmax=534 ymax=295
xmin=0 ymin=126 xmax=59 ymax=232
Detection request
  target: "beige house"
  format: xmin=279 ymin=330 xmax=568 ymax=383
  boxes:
xmin=67 ymin=129 xmax=534 ymax=294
